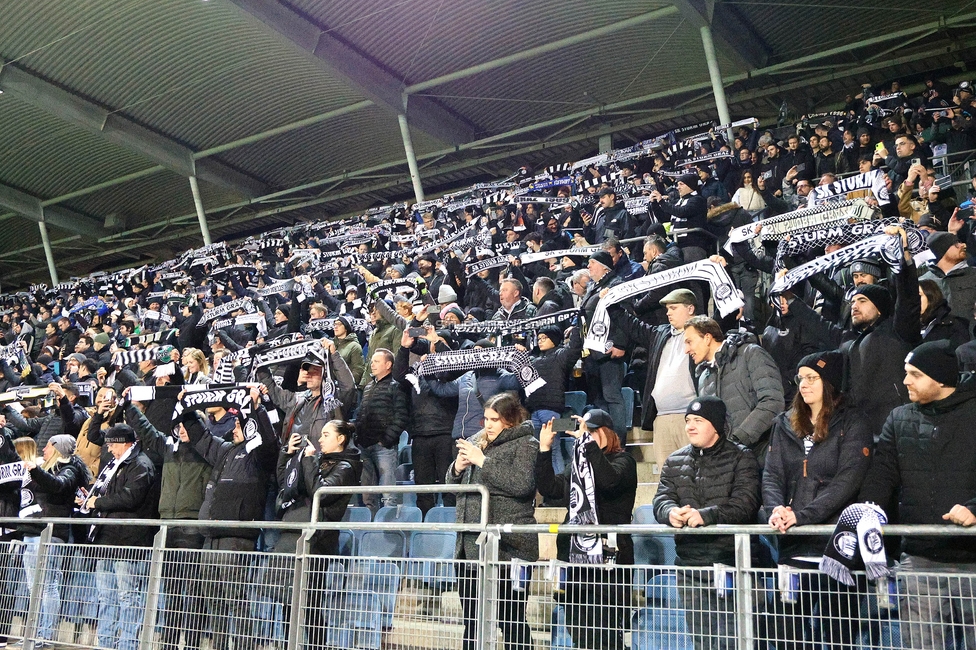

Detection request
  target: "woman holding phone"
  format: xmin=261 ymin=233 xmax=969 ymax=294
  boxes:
xmin=447 ymin=392 xmax=538 ymax=650
xmin=536 ymin=410 xmax=637 ymax=650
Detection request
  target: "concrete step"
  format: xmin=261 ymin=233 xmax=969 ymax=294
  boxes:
xmin=628 ymin=427 xmax=653 ymax=443
xmin=636 ymin=461 xmax=657 ymax=483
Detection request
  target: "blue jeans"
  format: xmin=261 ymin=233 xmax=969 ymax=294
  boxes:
xmin=585 ymin=358 xmax=628 ymax=444
xmin=531 ymin=409 xmax=570 ymax=475
xmin=361 ymin=443 xmax=399 ymax=511
xmin=96 ymin=557 xmax=147 ymax=650
xmin=23 ymin=536 xmax=64 ymax=641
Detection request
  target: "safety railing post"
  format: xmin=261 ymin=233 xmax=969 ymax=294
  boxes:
xmin=21 ymin=523 xmax=53 ymax=650
xmin=477 ymin=528 xmax=500 ymax=650
xmin=286 ymin=529 xmax=311 ymax=650
xmin=139 ymin=525 xmax=168 ymax=650
xmin=734 ymin=533 xmax=754 ymax=650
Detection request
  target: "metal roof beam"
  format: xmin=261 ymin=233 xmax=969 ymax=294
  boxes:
xmin=0 ymin=61 xmax=267 ymax=198
xmin=669 ymin=0 xmax=770 ymax=70
xmin=0 ymin=182 xmax=110 ymax=239
xmin=224 ymin=0 xmax=476 ymax=145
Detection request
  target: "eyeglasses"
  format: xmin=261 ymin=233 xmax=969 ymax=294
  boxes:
xmin=795 ymin=374 xmax=821 ymax=385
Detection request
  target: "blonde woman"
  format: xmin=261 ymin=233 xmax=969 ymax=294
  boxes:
xmin=17 ymin=435 xmax=90 ymax=645
xmin=181 ymin=347 xmax=211 ymax=385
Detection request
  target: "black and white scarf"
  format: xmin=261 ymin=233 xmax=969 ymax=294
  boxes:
xmin=406 ymin=346 xmax=545 ymax=396
xmin=128 ymin=328 xmax=177 ymax=348
xmin=465 ymin=256 xmax=510 ymax=277
xmin=585 ymin=260 xmax=742 ymax=353
xmin=820 ymin=503 xmax=889 ymax=586
xmin=256 ymin=278 xmax=295 ymax=296
xmin=725 ymin=200 xmax=871 ymax=251
xmin=198 ymin=297 xmax=256 ymax=326
xmin=769 ymin=234 xmax=905 ymax=295
xmin=247 ymin=339 xmax=343 ymax=412
xmin=520 ymin=245 xmax=602 ymax=264
xmin=776 ymin=218 xmax=927 ymax=261
xmin=568 ymin=431 xmax=603 ymax=564
xmin=450 ymin=309 xmax=578 ymax=338
xmin=212 ymin=312 xmax=268 ymax=338
xmin=85 ymin=444 xmax=136 ymax=539
xmin=302 ymin=317 xmax=374 ymax=335
xmin=112 ymin=348 xmax=157 ymax=367
xmin=171 ymin=385 xmax=257 ymax=449
xmin=213 ymin=348 xmax=253 ymax=384
xmin=0 ymin=461 xmax=28 ymax=486
xmin=808 ymin=169 xmax=891 ymax=207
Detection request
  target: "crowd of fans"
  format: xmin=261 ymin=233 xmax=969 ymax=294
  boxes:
xmin=0 ymin=77 xmax=974 ymax=650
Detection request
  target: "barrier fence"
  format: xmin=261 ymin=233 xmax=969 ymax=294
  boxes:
xmin=0 ymin=486 xmax=974 ymax=650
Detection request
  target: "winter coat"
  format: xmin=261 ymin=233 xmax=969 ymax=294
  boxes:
xmin=126 ymin=404 xmax=210 ymax=522
xmin=919 ymin=263 xmax=976 ymax=322
xmin=360 ymin=319 xmax=402 ymax=388
xmin=0 ymin=428 xmax=21 ymax=527
xmin=653 ymin=437 xmax=760 ymax=566
xmin=695 ymin=331 xmax=785 ymax=464
xmin=535 ymin=441 xmax=637 ymax=564
xmin=920 ymin=300 xmax=971 ymax=349
xmin=859 ymin=389 xmax=976 ymax=564
xmin=334 ymin=333 xmax=366 ymax=385
xmin=393 ymin=345 xmax=458 ymax=439
xmin=23 ymin=456 xmax=91 ymax=540
xmin=356 ymin=374 xmax=410 ymax=448
xmin=261 ymin=349 xmax=356 ymax=438
xmin=187 ymin=407 xmax=278 ymax=541
xmin=655 ymin=192 xmax=711 ymax=252
xmin=763 ymin=407 xmax=873 ymax=559
xmin=447 ymin=422 xmax=539 ymax=562
xmin=491 ymin=297 xmax=538 ymax=323
xmin=525 ymin=329 xmax=582 ymax=414
xmin=428 ymin=370 xmax=519 ymax=440
xmin=90 ymin=445 xmax=159 ymax=548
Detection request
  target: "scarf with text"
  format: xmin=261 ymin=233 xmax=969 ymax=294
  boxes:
xmin=725 ymin=200 xmax=871 ymax=251
xmin=450 ymin=309 xmax=578 ymax=338
xmin=198 ymin=297 xmax=256 ymax=326
xmin=769 ymin=234 xmax=905 ymax=295
xmin=520 ymin=245 xmax=602 ymax=264
xmin=256 ymin=278 xmax=295 ymax=296
xmin=808 ymin=170 xmax=891 ymax=207
xmin=820 ymin=503 xmax=889 ymax=586
xmin=775 ymin=218 xmax=927 ymax=261
xmin=568 ymin=431 xmax=603 ymax=564
xmin=465 ymin=256 xmax=510 ymax=277
xmin=406 ymin=346 xmax=545 ymax=396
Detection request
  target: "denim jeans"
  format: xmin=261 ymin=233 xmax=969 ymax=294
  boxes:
xmin=360 ymin=443 xmax=399 ymax=511
xmin=531 ymin=409 xmax=569 ymax=475
xmin=96 ymin=557 xmax=147 ymax=650
xmin=23 ymin=536 xmax=65 ymax=641
xmin=585 ymin=358 xmax=628 ymax=444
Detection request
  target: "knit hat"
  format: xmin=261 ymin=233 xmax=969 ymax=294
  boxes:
xmin=797 ymin=350 xmax=845 ymax=392
xmin=439 ymin=303 xmax=464 ymax=323
xmin=49 ymin=434 xmax=77 ymax=457
xmin=538 ymin=325 xmax=564 ymax=346
xmin=677 ymin=173 xmax=700 ymax=191
xmin=925 ymin=231 xmax=960 ymax=262
xmin=155 ymin=345 xmax=175 ymax=364
xmin=68 ymin=353 xmax=87 ymax=365
xmin=390 ymin=264 xmax=407 ymax=277
xmin=852 ymin=284 xmax=892 ymax=319
xmin=335 ymin=316 xmax=352 ymax=334
xmin=103 ymin=424 xmax=136 ymax=444
xmin=344 ymin=286 xmax=358 ymax=298
xmin=660 ymin=288 xmax=697 ymax=306
xmin=849 ymin=258 xmax=883 ymax=279
xmin=438 ymin=284 xmax=459 ymax=305
xmin=918 ymin=213 xmax=944 ymax=231
xmin=93 ymin=332 xmax=111 ymax=346
xmin=685 ymin=396 xmax=726 ymax=436
xmin=905 ymin=340 xmax=959 ymax=387
xmin=275 ymin=304 xmax=290 ymax=319
xmin=582 ymin=409 xmax=615 ymax=431
xmin=589 ymin=250 xmax=614 ymax=270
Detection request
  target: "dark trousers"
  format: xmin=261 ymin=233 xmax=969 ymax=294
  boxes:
xmin=161 ymin=528 xmax=206 ymax=650
xmin=758 ymin=568 xmax=862 ymax=649
xmin=201 ymin=537 xmax=256 ymax=650
xmin=677 ymin=569 xmax=736 ymax=650
xmin=563 ymin=566 xmax=631 ymax=650
xmin=584 ymin=357 xmax=627 ymax=444
xmin=458 ymin=562 xmax=530 ymax=650
xmin=412 ymin=435 xmax=456 ymax=515
xmin=280 ymin=556 xmax=329 ymax=650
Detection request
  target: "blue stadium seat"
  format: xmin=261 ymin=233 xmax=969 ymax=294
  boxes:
xmin=358 ymin=530 xmax=407 ymax=558
xmin=375 ymin=504 xmax=422 ymax=524
xmin=423 ymin=506 xmax=456 ymax=523
xmin=346 ymin=559 xmax=402 ymax=633
xmin=407 ymin=531 xmax=457 ymax=590
xmin=398 ymin=443 xmax=412 ymax=466
xmin=632 ymin=573 xmax=693 ymax=650
xmin=394 ymin=463 xmax=414 ymax=483
xmin=621 ymin=387 xmax=635 ymax=429
xmin=339 ymin=506 xmax=373 ymax=555
xmin=564 ymin=391 xmax=587 ymax=417
xmin=342 ymin=506 xmax=373 ymax=523
xmin=397 ymin=430 xmax=409 ymax=452
xmin=550 ymin=603 xmax=575 ymax=649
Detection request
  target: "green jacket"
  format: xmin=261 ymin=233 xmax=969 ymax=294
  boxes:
xmin=360 ymin=320 xmax=401 ymax=388
xmin=335 ymin=333 xmax=365 ymax=385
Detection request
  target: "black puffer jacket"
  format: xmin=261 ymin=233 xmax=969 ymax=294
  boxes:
xmin=859 ymin=389 xmax=976 ymax=563
xmin=356 ymin=374 xmax=410 ymax=449
xmin=23 ymin=456 xmax=92 ymax=540
xmin=0 ymin=428 xmax=22 ymax=532
xmin=310 ymin=447 xmax=363 ymax=555
xmin=653 ymin=437 xmax=760 ymax=566
xmin=526 ymin=328 xmax=582 ymax=413
xmin=187 ymin=407 xmax=279 ymax=540
xmin=920 ymin=300 xmax=970 ymax=349
xmin=763 ymin=406 xmax=873 ymax=559
xmin=535 ymin=441 xmax=637 ymax=564
xmin=90 ymin=445 xmax=159 ymax=547
xmin=393 ymin=345 xmax=458 ymax=439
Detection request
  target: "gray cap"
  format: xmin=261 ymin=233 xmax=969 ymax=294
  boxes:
xmin=49 ymin=434 xmax=76 ymax=458
xmin=659 ymin=288 xmax=697 ymax=306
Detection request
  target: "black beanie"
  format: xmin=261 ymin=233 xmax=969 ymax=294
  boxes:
xmin=686 ymin=396 xmax=726 ymax=436
xmin=678 ymin=173 xmax=700 ymax=191
xmin=336 ymin=315 xmax=352 ymax=334
xmin=852 ymin=284 xmax=892 ymax=320
xmin=538 ymin=325 xmax=564 ymax=346
xmin=926 ymin=231 xmax=959 ymax=262
xmin=905 ymin=340 xmax=959 ymax=387
xmin=589 ymin=250 xmax=614 ymax=270
xmin=798 ymin=350 xmax=845 ymax=392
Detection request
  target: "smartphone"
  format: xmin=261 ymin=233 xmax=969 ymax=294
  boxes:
xmin=796 ymin=163 xmax=806 ymax=173
xmin=875 ymin=142 xmax=885 ymax=151
xmin=911 ymin=157 xmax=921 ymax=166
xmin=551 ymin=418 xmax=579 ymax=433
xmin=407 ymin=327 xmax=427 ymax=337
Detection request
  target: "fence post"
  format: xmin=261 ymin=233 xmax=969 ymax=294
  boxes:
xmin=477 ymin=528 xmax=500 ymax=650
xmin=734 ymin=533 xmax=754 ymax=650
xmin=21 ymin=523 xmax=53 ymax=650
xmin=286 ymin=529 xmax=311 ymax=650
xmin=139 ymin=525 xmax=168 ymax=650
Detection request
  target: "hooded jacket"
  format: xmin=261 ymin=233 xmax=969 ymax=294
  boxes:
xmin=23 ymin=456 xmax=92 ymax=540
xmin=447 ymin=421 xmax=539 ymax=562
xmin=919 ymin=262 xmax=976 ymax=322
xmin=695 ymin=331 xmax=785 ymax=464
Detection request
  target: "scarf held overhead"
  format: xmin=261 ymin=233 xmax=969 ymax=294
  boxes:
xmin=407 ymin=346 xmax=545 ymax=396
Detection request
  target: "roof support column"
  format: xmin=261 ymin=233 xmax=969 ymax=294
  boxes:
xmin=189 ymin=176 xmax=213 ymax=246
xmin=37 ymin=213 xmax=59 ymax=286
xmin=398 ymin=113 xmax=426 ymax=204
xmin=700 ymin=24 xmax=732 ymax=137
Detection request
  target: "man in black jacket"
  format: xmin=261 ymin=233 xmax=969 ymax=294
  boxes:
xmin=356 ymin=348 xmax=409 ymax=512
xmin=650 ymin=174 xmax=711 ymax=263
xmin=654 ymin=396 xmax=760 ymax=650
xmin=85 ymin=424 xmax=158 ymax=650
xmin=859 ymin=341 xmax=976 ymax=649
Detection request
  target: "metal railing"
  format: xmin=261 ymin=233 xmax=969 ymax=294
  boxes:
xmin=0 ymin=508 xmax=974 ymax=650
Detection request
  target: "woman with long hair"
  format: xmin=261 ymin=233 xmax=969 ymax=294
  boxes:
xmin=17 ymin=435 xmax=91 ymax=646
xmin=731 ymin=170 xmax=767 ymax=215
xmin=762 ymin=351 xmax=873 ymax=649
xmin=918 ymin=279 xmax=970 ymax=348
xmin=447 ymin=392 xmax=538 ymax=650
xmin=181 ymin=347 xmax=211 ymax=385
xmin=537 ymin=409 xmax=637 ymax=650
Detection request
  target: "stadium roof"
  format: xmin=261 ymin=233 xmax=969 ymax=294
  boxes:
xmin=2 ymin=0 xmax=976 ymax=287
